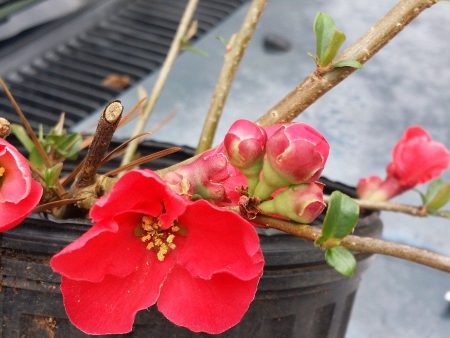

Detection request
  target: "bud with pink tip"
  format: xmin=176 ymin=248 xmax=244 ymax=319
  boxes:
xmin=224 ymin=119 xmax=267 ymax=193
xmin=254 ymin=123 xmax=329 ymax=200
xmin=164 ymin=150 xmax=235 ymax=204
xmin=258 ymin=182 xmax=325 ymax=223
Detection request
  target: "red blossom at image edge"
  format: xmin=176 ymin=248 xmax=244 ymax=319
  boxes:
xmin=0 ymin=138 xmax=42 ymax=231
xmin=50 ymin=170 xmax=264 ymax=335
xmin=357 ymin=126 xmax=450 ymax=201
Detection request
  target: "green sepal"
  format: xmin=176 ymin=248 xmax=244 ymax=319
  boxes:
xmin=325 ymin=246 xmax=356 ymax=277
xmin=316 ymin=191 xmax=359 ymax=245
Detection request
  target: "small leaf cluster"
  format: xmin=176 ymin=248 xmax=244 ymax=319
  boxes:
xmin=316 ymin=191 xmax=360 ymax=277
xmin=312 ymin=12 xmax=362 ymax=71
xmin=12 ymin=114 xmax=82 ymax=189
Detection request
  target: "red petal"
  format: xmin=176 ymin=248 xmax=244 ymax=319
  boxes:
xmin=0 ymin=141 xmax=32 ymax=203
xmin=0 ymin=178 xmax=42 ymax=231
xmin=90 ymin=170 xmax=186 ymax=226
xmin=177 ymin=200 xmax=264 ymax=280
xmin=51 ymin=213 xmax=148 ymax=282
xmin=158 ymin=266 xmax=261 ymax=334
xmin=60 ymin=254 xmax=175 ymax=335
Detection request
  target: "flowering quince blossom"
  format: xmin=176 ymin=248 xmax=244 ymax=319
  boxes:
xmin=358 ymin=126 xmax=450 ymax=201
xmin=50 ymin=170 xmax=264 ymax=335
xmin=0 ymin=138 xmax=42 ymax=231
xmin=254 ymin=123 xmax=329 ymax=200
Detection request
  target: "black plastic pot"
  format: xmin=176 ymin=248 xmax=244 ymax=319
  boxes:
xmin=0 ymin=142 xmax=382 ymax=338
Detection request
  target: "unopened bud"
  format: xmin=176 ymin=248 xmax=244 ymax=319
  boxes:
xmin=258 ymin=182 xmax=325 ymax=223
xmin=224 ymin=119 xmax=267 ymax=193
xmin=254 ymin=123 xmax=329 ymax=200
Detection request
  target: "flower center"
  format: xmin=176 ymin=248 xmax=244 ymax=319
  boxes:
xmin=136 ymin=215 xmax=180 ymax=261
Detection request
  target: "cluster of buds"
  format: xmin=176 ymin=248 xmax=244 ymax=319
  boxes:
xmin=164 ymin=149 xmax=244 ymax=205
xmin=357 ymin=126 xmax=450 ymax=201
xmin=224 ymin=119 xmax=330 ymax=223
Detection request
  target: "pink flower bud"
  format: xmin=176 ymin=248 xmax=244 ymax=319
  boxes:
xmin=224 ymin=119 xmax=267 ymax=193
xmin=357 ymin=126 xmax=450 ymax=201
xmin=163 ymin=149 xmax=243 ymax=205
xmin=224 ymin=119 xmax=267 ymax=170
xmin=0 ymin=138 xmax=43 ymax=231
xmin=254 ymin=123 xmax=329 ymax=199
xmin=266 ymin=123 xmax=329 ymax=183
xmin=258 ymin=182 xmax=325 ymax=223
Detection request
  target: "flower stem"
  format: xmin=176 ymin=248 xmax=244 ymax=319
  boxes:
xmin=256 ymin=0 xmax=438 ymax=126
xmin=121 ymin=0 xmax=199 ymax=166
xmin=195 ymin=0 xmax=267 ymax=154
xmin=255 ymin=215 xmax=450 ymax=273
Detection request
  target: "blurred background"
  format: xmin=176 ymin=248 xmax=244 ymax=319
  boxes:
xmin=1 ymin=0 xmax=449 ymax=337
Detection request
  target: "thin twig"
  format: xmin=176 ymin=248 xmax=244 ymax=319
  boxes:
xmin=323 ymin=195 xmax=449 ymax=218
xmin=121 ymin=0 xmax=199 ymax=166
xmin=255 ymin=215 xmax=450 ymax=273
xmin=195 ymin=0 xmax=267 ymax=154
xmin=105 ymin=147 xmax=181 ymax=177
xmin=256 ymin=0 xmax=438 ymax=126
xmin=34 ymin=198 xmax=84 ymax=213
xmin=0 ymin=77 xmax=66 ymax=197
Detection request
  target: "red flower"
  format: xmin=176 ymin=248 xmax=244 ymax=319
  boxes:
xmin=387 ymin=126 xmax=450 ymax=188
xmin=357 ymin=126 xmax=450 ymax=201
xmin=0 ymin=138 xmax=42 ymax=231
xmin=51 ymin=170 xmax=263 ymax=335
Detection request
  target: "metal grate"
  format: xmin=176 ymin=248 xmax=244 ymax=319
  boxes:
xmin=0 ymin=0 xmax=246 ymax=129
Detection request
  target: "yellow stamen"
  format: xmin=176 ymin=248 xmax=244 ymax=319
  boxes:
xmin=0 ymin=167 xmax=5 ymax=177
xmin=137 ymin=215 xmax=180 ymax=261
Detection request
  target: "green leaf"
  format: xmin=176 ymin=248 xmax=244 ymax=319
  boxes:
xmin=29 ymin=147 xmax=44 ymax=170
xmin=316 ymin=191 xmax=359 ymax=245
xmin=56 ymin=133 xmax=82 ymax=159
xmin=314 ymin=12 xmax=336 ymax=61
xmin=10 ymin=124 xmax=34 ymax=153
xmin=43 ymin=163 xmax=63 ymax=188
xmin=320 ymin=30 xmax=346 ymax=67
xmin=426 ymin=182 xmax=450 ymax=211
xmin=333 ymin=59 xmax=362 ymax=69
xmin=325 ymin=246 xmax=357 ymax=277
xmin=313 ymin=12 xmax=346 ymax=67
xmin=53 ymin=113 xmax=65 ymax=136
xmin=425 ymin=179 xmax=445 ymax=200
